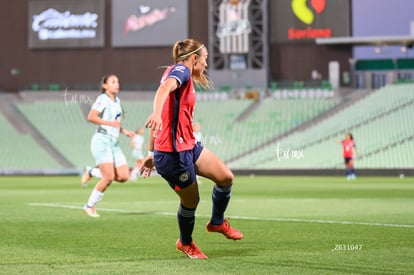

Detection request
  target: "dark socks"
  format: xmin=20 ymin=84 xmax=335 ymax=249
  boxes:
xmin=177 ymin=204 xmax=196 ymax=245
xmin=211 ymin=185 xmax=232 ymax=225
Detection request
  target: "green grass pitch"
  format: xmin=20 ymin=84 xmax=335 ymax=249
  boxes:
xmin=0 ymin=175 xmax=413 ymax=274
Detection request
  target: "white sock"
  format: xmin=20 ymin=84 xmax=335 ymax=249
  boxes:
xmin=86 ymin=189 xmax=104 ymax=208
xmin=132 ymin=168 xmax=139 ymax=176
xmin=90 ymin=168 xmax=102 ymax=178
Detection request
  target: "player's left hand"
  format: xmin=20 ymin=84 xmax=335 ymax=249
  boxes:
xmin=139 ymin=156 xmax=154 ymax=178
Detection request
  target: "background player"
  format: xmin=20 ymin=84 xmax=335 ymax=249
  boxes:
xmin=82 ymin=74 xmax=135 ymax=217
xmin=129 ymin=127 xmax=145 ymax=181
xmin=338 ymin=132 xmax=357 ymax=180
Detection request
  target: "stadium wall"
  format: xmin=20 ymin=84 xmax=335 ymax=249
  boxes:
xmin=1 ymin=0 xmax=351 ymax=92
xmin=0 ymin=0 xmax=208 ymax=92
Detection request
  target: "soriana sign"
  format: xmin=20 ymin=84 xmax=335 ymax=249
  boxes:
xmin=270 ymin=0 xmax=350 ymax=43
xmin=28 ymin=0 xmax=105 ymax=48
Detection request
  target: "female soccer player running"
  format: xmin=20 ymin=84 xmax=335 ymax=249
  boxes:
xmin=82 ymin=74 xmax=135 ymax=217
xmin=140 ymin=39 xmax=243 ymax=259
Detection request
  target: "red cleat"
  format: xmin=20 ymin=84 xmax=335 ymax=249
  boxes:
xmin=176 ymin=239 xmax=208 ymax=259
xmin=206 ymin=218 xmax=243 ymax=240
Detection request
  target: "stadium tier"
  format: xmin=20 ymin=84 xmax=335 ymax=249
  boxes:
xmin=14 ymin=99 xmax=155 ymax=169
xmin=0 ymin=112 xmax=60 ymax=170
xmin=195 ymin=98 xmax=338 ymax=162
xmin=2 ymin=84 xmax=413 ymax=172
xmin=15 ymin=101 xmax=96 ymax=168
xmin=114 ymin=101 xmax=158 ymax=165
xmin=228 ymin=84 xmax=414 ymax=169
xmin=194 ymin=99 xmax=252 ymax=160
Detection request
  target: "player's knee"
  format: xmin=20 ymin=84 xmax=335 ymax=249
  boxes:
xmin=185 ymin=196 xmax=200 ymax=209
xmin=218 ymin=170 xmax=234 ymax=186
xmin=116 ymin=174 xmax=129 ymax=182
xmin=179 ymin=189 xmax=200 ymax=209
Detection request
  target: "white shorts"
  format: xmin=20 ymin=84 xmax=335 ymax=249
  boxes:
xmin=90 ymin=133 xmax=127 ymax=167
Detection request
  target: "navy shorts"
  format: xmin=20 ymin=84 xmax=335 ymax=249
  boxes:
xmin=344 ymin=157 xmax=353 ymax=164
xmin=154 ymin=142 xmax=204 ymax=191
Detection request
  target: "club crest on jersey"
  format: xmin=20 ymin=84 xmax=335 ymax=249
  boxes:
xmin=179 ymin=172 xmax=189 ymax=183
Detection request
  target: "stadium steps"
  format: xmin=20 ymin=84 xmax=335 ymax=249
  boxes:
xmin=288 ymin=96 xmax=414 ymax=153
xmin=229 ymin=84 xmax=414 ymax=169
xmin=0 ymin=94 xmax=73 ymax=168
xmin=0 ymin=93 xmax=31 ymax=134
xmin=0 ymin=119 xmax=61 ymax=169
xmin=14 ymin=95 xmax=155 ymax=169
xmin=114 ymin=101 xmax=156 ymax=165
xmin=0 ymin=110 xmax=61 ymax=170
xmin=235 ymin=100 xmax=262 ymax=122
xmin=14 ymin=101 xmax=94 ymax=168
xmin=193 ymin=100 xmax=253 ymax=160
xmin=225 ymin=92 xmax=351 ymax=164
xmin=193 ymin=97 xmax=339 ymax=162
xmin=356 ymin=135 xmax=414 ymax=168
xmin=78 ymin=101 xmax=91 ymax=118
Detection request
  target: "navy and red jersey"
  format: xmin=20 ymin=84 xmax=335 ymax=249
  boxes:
xmin=342 ymin=139 xmax=355 ymax=158
xmin=154 ymin=64 xmax=196 ymax=152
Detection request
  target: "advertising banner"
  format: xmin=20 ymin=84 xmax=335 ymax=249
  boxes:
xmin=111 ymin=0 xmax=188 ymax=47
xmin=28 ymin=0 xmax=105 ymax=48
xmin=270 ymin=0 xmax=350 ymax=43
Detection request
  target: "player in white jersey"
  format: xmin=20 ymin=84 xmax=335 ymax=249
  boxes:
xmin=82 ymin=74 xmax=135 ymax=217
xmin=129 ymin=127 xmax=145 ymax=181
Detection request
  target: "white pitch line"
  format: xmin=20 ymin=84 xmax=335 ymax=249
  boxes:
xmin=230 ymin=215 xmax=414 ymax=229
xmin=28 ymin=203 xmax=148 ymax=214
xmin=28 ymin=202 xmax=414 ymax=229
